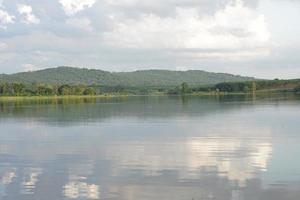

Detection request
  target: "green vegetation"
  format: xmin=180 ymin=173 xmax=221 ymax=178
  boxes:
xmin=211 ymin=79 xmax=300 ymax=93
xmin=168 ymin=79 xmax=300 ymax=95
xmin=295 ymin=86 xmax=300 ymax=93
xmin=0 ymin=67 xmax=299 ymax=98
xmin=0 ymin=66 xmax=255 ymax=87
xmin=167 ymin=82 xmax=192 ymax=95
xmin=0 ymin=83 xmax=97 ymax=96
xmin=1 ymin=79 xmax=300 ymax=98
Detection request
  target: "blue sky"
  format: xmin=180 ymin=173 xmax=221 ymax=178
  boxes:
xmin=0 ymin=0 xmax=299 ymax=78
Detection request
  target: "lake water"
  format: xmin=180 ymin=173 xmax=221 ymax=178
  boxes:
xmin=0 ymin=94 xmax=300 ymax=200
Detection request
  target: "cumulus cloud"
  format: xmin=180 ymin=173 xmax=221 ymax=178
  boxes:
xmin=66 ymin=17 xmax=93 ymax=32
xmin=0 ymin=0 xmax=299 ymax=78
xmin=58 ymin=0 xmax=97 ymax=16
xmin=174 ymin=48 xmax=271 ymax=61
xmin=0 ymin=9 xmax=15 ymax=29
xmin=103 ymin=0 xmax=271 ymax=58
xmin=105 ymin=0 xmax=139 ymax=7
xmin=17 ymin=4 xmax=40 ymax=25
xmin=22 ymin=63 xmax=40 ymax=72
xmin=104 ymin=0 xmax=217 ymax=10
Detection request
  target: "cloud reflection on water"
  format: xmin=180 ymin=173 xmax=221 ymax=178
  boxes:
xmin=104 ymin=137 xmax=273 ymax=186
xmin=0 ymin=95 xmax=299 ymax=200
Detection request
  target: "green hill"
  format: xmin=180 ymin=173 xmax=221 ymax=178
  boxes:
xmin=0 ymin=66 xmax=255 ymax=87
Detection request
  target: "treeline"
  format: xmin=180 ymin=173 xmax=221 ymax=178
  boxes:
xmin=0 ymin=83 xmax=164 ymax=96
xmin=168 ymin=79 xmax=300 ymax=95
xmin=1 ymin=79 xmax=300 ymax=97
xmin=0 ymin=83 xmax=97 ymax=96
xmin=213 ymin=79 xmax=300 ymax=93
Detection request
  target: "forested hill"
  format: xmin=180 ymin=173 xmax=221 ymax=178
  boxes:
xmin=0 ymin=67 xmax=255 ymax=87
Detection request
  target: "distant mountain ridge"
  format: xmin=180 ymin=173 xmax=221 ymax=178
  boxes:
xmin=0 ymin=66 xmax=255 ymax=87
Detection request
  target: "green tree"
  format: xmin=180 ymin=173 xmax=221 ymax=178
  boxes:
xmin=2 ymin=83 xmax=14 ymax=95
xmin=58 ymin=85 xmax=72 ymax=95
xmin=181 ymin=82 xmax=190 ymax=94
xmin=215 ymin=83 xmax=233 ymax=92
xmin=294 ymin=85 xmax=300 ymax=93
xmin=37 ymin=85 xmax=54 ymax=95
xmin=0 ymin=84 xmax=3 ymax=95
xmin=243 ymin=85 xmax=250 ymax=93
xmin=12 ymin=83 xmax=25 ymax=95
xmin=73 ymin=85 xmax=86 ymax=95
xmin=83 ymin=88 xmax=96 ymax=95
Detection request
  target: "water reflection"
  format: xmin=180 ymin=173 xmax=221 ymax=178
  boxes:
xmin=104 ymin=138 xmax=273 ymax=186
xmin=0 ymin=93 xmax=299 ymax=125
xmin=21 ymin=168 xmax=43 ymax=195
xmin=0 ymin=95 xmax=299 ymax=200
xmin=0 ymin=168 xmax=16 ymax=196
xmin=64 ymin=177 xmax=100 ymax=199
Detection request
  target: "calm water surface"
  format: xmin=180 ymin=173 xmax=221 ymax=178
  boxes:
xmin=0 ymin=94 xmax=300 ymax=200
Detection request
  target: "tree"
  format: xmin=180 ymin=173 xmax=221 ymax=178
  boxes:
xmin=0 ymin=84 xmax=3 ymax=95
xmin=181 ymin=82 xmax=190 ymax=94
xmin=58 ymin=85 xmax=72 ymax=95
xmin=1 ymin=83 xmax=14 ymax=95
xmin=12 ymin=83 xmax=25 ymax=95
xmin=215 ymin=83 xmax=234 ymax=92
xmin=37 ymin=85 xmax=54 ymax=95
xmin=243 ymin=85 xmax=250 ymax=93
xmin=83 ymin=88 xmax=96 ymax=95
xmin=167 ymin=86 xmax=180 ymax=95
xmin=295 ymin=85 xmax=300 ymax=93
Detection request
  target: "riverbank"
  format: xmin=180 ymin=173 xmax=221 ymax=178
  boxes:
xmin=0 ymin=90 xmax=298 ymax=102
xmin=0 ymin=94 xmax=131 ymax=101
xmin=191 ymin=89 xmax=298 ymax=96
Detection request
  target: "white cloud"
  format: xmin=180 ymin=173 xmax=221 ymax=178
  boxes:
xmin=66 ymin=17 xmax=93 ymax=32
xmin=22 ymin=64 xmax=40 ymax=72
xmin=104 ymin=0 xmax=210 ymax=9
xmin=58 ymin=0 xmax=97 ymax=16
xmin=105 ymin=0 xmax=138 ymax=7
xmin=103 ymin=0 xmax=271 ymax=59
xmin=17 ymin=4 xmax=40 ymax=25
xmin=0 ymin=9 xmax=15 ymax=29
xmin=174 ymin=48 xmax=271 ymax=60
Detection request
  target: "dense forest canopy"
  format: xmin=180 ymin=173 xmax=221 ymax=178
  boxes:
xmin=0 ymin=67 xmax=299 ymax=97
xmin=0 ymin=79 xmax=300 ymax=97
xmin=0 ymin=66 xmax=255 ymax=87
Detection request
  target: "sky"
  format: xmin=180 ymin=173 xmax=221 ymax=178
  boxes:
xmin=0 ymin=0 xmax=299 ymax=78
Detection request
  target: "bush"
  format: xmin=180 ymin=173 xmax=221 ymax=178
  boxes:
xmin=294 ymin=86 xmax=300 ymax=93
xmin=83 ymin=88 xmax=96 ymax=95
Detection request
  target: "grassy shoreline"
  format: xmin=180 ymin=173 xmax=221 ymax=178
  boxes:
xmin=0 ymin=90 xmax=298 ymax=101
xmin=0 ymin=94 xmax=131 ymax=101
